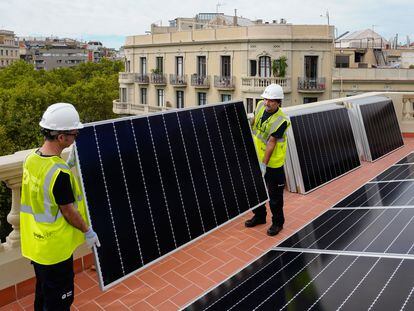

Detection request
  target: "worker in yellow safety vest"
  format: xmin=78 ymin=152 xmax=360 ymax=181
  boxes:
xmin=20 ymin=103 xmax=100 ymax=311
xmin=245 ymin=84 xmax=291 ymax=236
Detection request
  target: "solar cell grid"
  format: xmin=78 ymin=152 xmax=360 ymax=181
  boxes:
xmin=76 ymin=101 xmax=268 ymax=289
xmin=370 ymin=163 xmax=414 ymax=182
xmin=396 ymin=152 xmax=414 ymax=165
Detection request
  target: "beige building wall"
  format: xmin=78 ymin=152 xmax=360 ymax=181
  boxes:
xmin=116 ymin=24 xmax=334 ymax=115
xmin=0 ymin=30 xmax=19 ymax=68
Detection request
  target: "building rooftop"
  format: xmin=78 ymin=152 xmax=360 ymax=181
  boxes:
xmin=2 ymin=136 xmax=413 ymax=310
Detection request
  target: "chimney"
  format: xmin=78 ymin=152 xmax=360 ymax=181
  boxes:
xmin=233 ymin=9 xmax=238 ymax=26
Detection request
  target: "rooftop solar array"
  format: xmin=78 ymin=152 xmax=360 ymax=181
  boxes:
xmin=347 ymin=95 xmax=403 ymax=162
xmin=75 ymin=101 xmax=268 ymax=290
xmin=284 ymin=104 xmax=360 ymax=194
xmin=185 ymin=151 xmax=414 ymax=310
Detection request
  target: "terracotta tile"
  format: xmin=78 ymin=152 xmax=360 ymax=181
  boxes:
xmin=173 ymin=258 xmax=202 ymax=276
xmin=145 ymin=285 xmax=179 ymax=307
xmin=150 ymin=258 xmax=180 ymax=276
xmin=162 ymin=270 xmax=192 ymax=290
xmin=184 ymin=270 xmax=216 ymax=290
xmin=94 ymin=283 xmax=130 ymax=307
xmin=120 ymin=285 xmax=154 ymax=307
xmin=104 ymin=300 xmax=130 ymax=310
xmin=74 ymin=258 xmax=83 ymax=274
xmin=186 ymin=246 xmax=213 ymax=263
xmin=0 ymin=301 xmax=23 ymax=311
xmin=82 ymin=254 xmax=95 ymax=269
xmin=17 ymin=293 xmax=34 ymax=308
xmin=73 ymin=285 xmax=104 ymax=308
xmin=121 ymin=275 xmax=145 ymax=291
xmin=196 ymin=258 xmax=224 ymax=276
xmin=226 ymin=246 xmax=255 ymax=263
xmin=77 ymin=301 xmax=103 ymax=311
xmin=156 ymin=300 xmax=178 ymax=311
xmin=16 ymin=278 xmax=36 ymax=299
xmin=130 ymin=300 xmax=155 ymax=310
xmin=204 ymin=247 xmax=233 ymax=263
xmin=170 ymin=285 xmax=204 ymax=308
xmin=206 ymin=270 xmax=227 ymax=284
xmin=138 ymin=271 xmax=168 ymax=290
xmin=75 ymin=272 xmax=96 ymax=291
xmin=0 ymin=286 xmax=16 ymax=308
xmin=218 ymin=258 xmax=245 ymax=276
xmin=169 ymin=250 xmax=192 ymax=264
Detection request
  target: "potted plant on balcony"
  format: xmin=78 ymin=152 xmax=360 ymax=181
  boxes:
xmin=272 ymin=56 xmax=288 ymax=78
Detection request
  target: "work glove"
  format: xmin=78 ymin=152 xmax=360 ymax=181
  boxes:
xmin=259 ymin=162 xmax=267 ymax=176
xmin=67 ymin=147 xmax=76 ymax=168
xmin=85 ymin=227 xmax=101 ymax=248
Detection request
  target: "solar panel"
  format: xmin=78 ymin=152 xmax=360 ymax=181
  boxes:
xmin=396 ymin=152 xmax=414 ymax=165
xmin=347 ymin=95 xmax=403 ymax=162
xmin=333 ymin=181 xmax=414 ymax=208
xmin=184 ymin=250 xmax=414 ymax=310
xmin=75 ymin=101 xmax=268 ymax=289
xmin=370 ymin=164 xmax=414 ymax=182
xmin=284 ymin=104 xmax=360 ymax=194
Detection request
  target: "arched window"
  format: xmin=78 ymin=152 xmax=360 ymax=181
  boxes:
xmin=259 ymin=56 xmax=271 ymax=77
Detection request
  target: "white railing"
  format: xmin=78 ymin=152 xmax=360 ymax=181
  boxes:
xmin=113 ymin=100 xmax=174 ymax=115
xmin=241 ymin=76 xmax=291 ymax=92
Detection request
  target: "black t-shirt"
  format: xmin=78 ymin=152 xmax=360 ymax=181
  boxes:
xmin=260 ymin=108 xmax=288 ymax=139
xmin=36 ymin=149 xmax=75 ymax=205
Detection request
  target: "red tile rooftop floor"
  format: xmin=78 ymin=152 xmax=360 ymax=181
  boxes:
xmin=2 ymin=137 xmax=414 ymax=311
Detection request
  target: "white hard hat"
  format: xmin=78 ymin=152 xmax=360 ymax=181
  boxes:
xmin=261 ymin=83 xmax=284 ymax=100
xmin=39 ymin=103 xmax=83 ymax=131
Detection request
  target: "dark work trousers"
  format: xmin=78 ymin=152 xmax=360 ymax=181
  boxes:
xmin=32 ymin=256 xmax=74 ymax=311
xmin=253 ymin=166 xmax=285 ymax=226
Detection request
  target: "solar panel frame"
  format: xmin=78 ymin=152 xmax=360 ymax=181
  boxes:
xmin=74 ymin=101 xmax=269 ymax=290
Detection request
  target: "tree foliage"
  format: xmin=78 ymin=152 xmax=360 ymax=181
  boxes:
xmin=0 ymin=59 xmax=123 ymax=241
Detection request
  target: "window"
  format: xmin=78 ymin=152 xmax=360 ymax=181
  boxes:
xmin=336 ymin=55 xmax=349 ymax=68
xmin=176 ymin=56 xmax=184 ymax=76
xmin=140 ymin=88 xmax=147 ymax=105
xmin=259 ymin=56 xmax=271 ymax=77
xmin=304 ymin=56 xmax=318 ymax=79
xmin=246 ymin=98 xmax=254 ymax=113
xmin=176 ymin=91 xmax=184 ymax=108
xmin=221 ymin=94 xmax=231 ymax=102
xmin=197 ymin=56 xmax=206 ymax=76
xmin=198 ymin=92 xmax=207 ymax=106
xmin=120 ymin=88 xmax=127 ymax=102
xmin=250 ymin=60 xmax=257 ymax=76
xmin=157 ymin=89 xmax=164 ymax=106
xmin=5 ymin=50 xmax=8 ymax=56
xmin=303 ymin=97 xmax=318 ymax=104
xmin=156 ymin=57 xmax=163 ymax=73
xmin=221 ymin=56 xmax=231 ymax=76
xmin=0 ymin=50 xmax=3 ymax=56
xmin=140 ymin=57 xmax=147 ymax=74
xmin=126 ymin=60 xmax=131 ymax=72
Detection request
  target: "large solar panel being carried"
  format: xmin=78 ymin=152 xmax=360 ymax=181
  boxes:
xmin=75 ymin=101 xmax=268 ymax=290
xmin=346 ymin=95 xmax=403 ymax=162
xmin=284 ymin=103 xmax=361 ymax=194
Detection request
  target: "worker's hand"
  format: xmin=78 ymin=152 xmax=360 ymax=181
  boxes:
xmin=259 ymin=162 xmax=267 ymax=176
xmin=85 ymin=227 xmax=101 ymax=248
xmin=67 ymin=147 xmax=76 ymax=168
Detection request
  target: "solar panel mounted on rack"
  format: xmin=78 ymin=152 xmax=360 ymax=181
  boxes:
xmin=284 ymin=103 xmax=360 ymax=194
xmin=346 ymin=95 xmax=403 ymax=162
xmin=75 ymin=101 xmax=268 ymax=290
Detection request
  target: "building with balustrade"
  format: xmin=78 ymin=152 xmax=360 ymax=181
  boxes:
xmin=0 ymin=30 xmax=19 ymax=68
xmin=113 ymin=17 xmax=334 ymax=115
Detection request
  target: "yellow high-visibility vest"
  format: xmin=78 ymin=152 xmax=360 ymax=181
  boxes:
xmin=252 ymin=100 xmax=290 ymax=168
xmin=20 ymin=152 xmax=87 ymax=265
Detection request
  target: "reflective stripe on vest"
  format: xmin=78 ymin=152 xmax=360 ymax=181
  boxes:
xmin=20 ymin=163 xmax=69 ymax=223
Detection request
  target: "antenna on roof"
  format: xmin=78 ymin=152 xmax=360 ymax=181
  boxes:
xmin=216 ymin=1 xmax=225 ymax=14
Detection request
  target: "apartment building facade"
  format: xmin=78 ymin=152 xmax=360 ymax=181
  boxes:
xmin=0 ymin=30 xmax=19 ymax=68
xmin=114 ymin=22 xmax=334 ymax=115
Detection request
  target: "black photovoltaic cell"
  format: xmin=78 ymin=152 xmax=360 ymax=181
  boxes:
xmin=370 ymin=164 xmax=414 ymax=182
xmin=185 ymin=250 xmax=414 ymax=310
xmin=76 ymin=102 xmax=268 ymax=289
xmin=333 ymin=181 xmax=414 ymax=208
xmin=397 ymin=152 xmax=414 ymax=165
xmin=290 ymin=107 xmax=360 ymax=192
xmin=278 ymin=208 xmax=414 ymax=255
xmin=359 ymin=99 xmax=403 ymax=161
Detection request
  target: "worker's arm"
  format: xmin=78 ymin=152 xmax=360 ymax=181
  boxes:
xmin=60 ymin=203 xmax=89 ymax=233
xmin=262 ymin=136 xmax=277 ymax=165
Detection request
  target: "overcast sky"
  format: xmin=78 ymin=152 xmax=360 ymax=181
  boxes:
xmin=1 ymin=0 xmax=412 ymax=49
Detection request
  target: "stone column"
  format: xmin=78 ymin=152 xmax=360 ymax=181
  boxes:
xmin=4 ymin=180 xmax=21 ymax=249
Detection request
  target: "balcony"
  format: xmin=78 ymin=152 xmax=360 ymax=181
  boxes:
xmin=214 ymin=76 xmax=235 ymax=90
xmin=298 ymin=77 xmax=326 ymax=92
xmin=169 ymin=74 xmax=187 ymax=87
xmin=241 ymin=76 xmax=291 ymax=93
xmin=150 ymin=73 xmax=167 ymax=85
xmin=136 ymin=74 xmax=149 ymax=85
xmin=118 ymin=72 xmax=135 ymax=84
xmin=191 ymin=74 xmax=210 ymax=88
xmin=112 ymin=99 xmax=173 ymax=115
